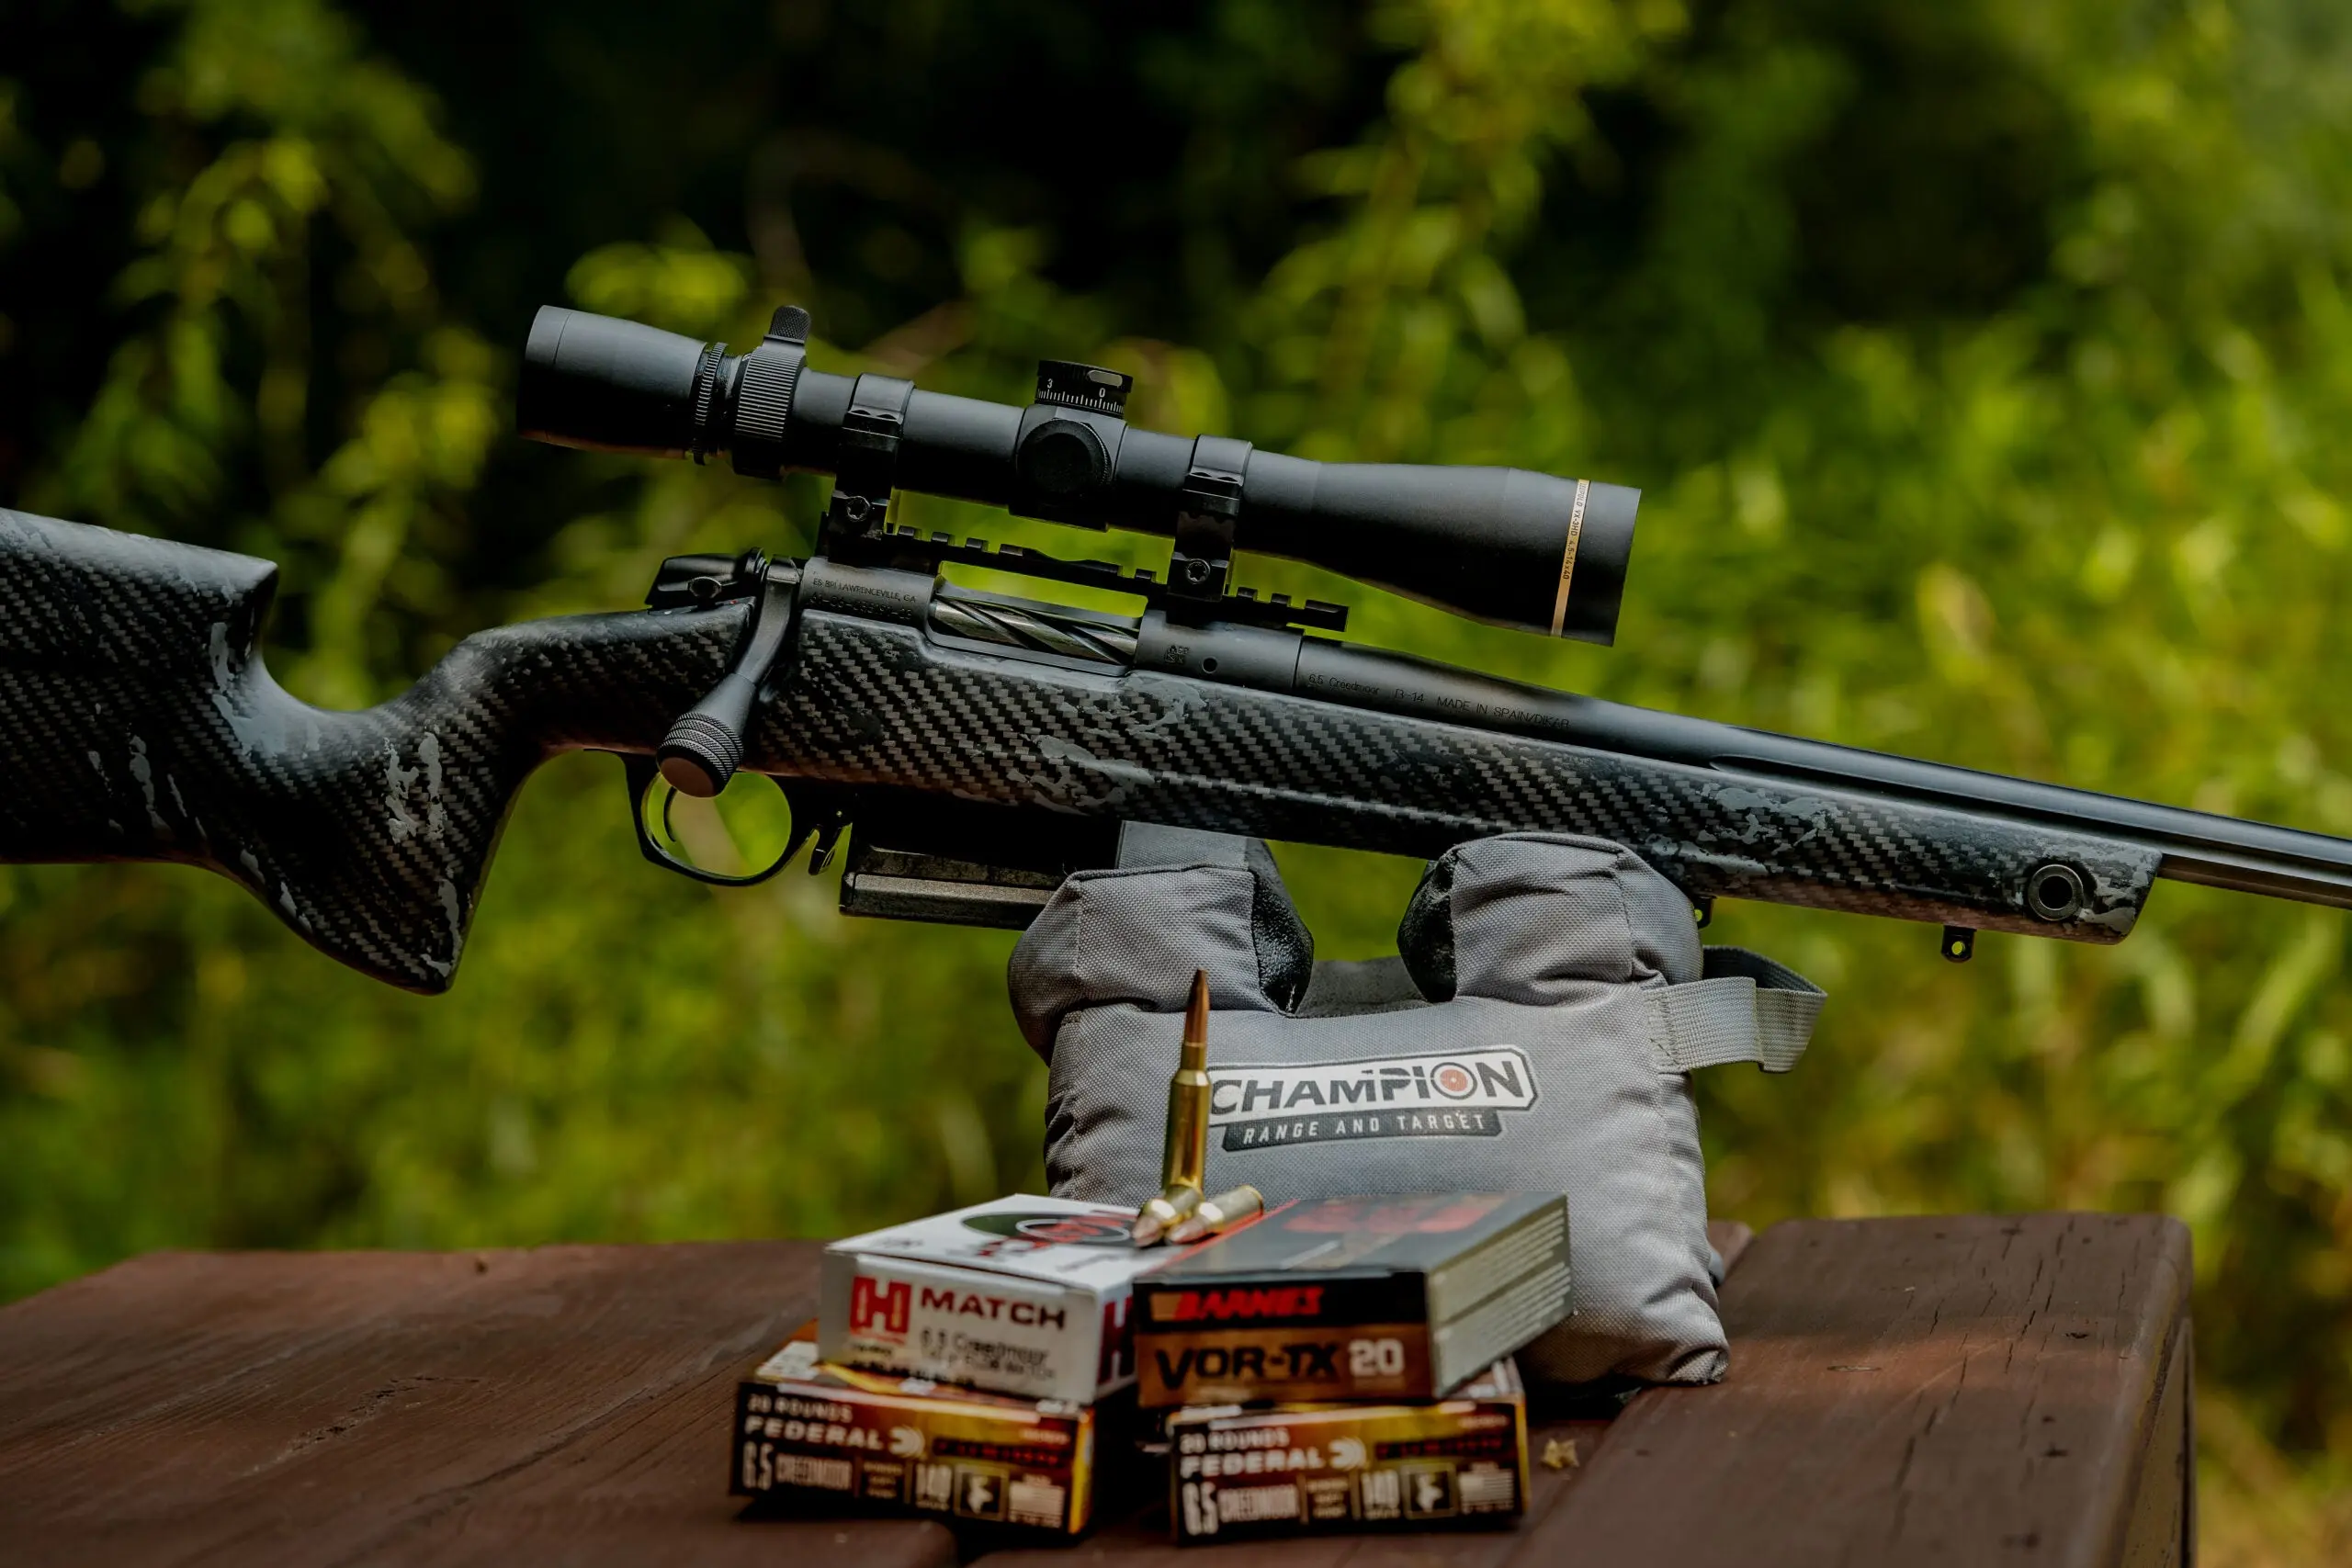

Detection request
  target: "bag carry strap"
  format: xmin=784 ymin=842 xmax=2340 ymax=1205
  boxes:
xmin=1648 ymin=946 xmax=1825 ymax=1074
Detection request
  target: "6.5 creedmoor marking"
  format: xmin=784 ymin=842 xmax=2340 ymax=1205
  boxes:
xmin=735 ymin=1325 xmax=1110 ymax=1537
xmin=821 ymin=1196 xmax=1162 ymax=1404
xmin=1167 ymin=1359 xmax=1529 ymax=1543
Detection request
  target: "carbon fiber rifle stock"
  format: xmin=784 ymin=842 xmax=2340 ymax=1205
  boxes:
xmin=6 ymin=503 xmax=2350 ymax=994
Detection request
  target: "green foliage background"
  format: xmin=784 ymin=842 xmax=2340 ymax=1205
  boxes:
xmin=6 ymin=0 xmax=2352 ymax=1555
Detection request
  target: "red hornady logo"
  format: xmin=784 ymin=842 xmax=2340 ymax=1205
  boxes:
xmin=1167 ymin=1285 xmax=1325 ymax=1323
xmin=852 ymin=1276 xmax=910 ymax=1337
xmin=1098 ymin=1294 xmax=1132 ymax=1384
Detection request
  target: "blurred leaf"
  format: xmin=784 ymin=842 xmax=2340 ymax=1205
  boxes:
xmin=8 ymin=3 xmax=2352 ymax=1557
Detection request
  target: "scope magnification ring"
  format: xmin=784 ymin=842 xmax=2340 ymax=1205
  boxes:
xmin=730 ymin=344 xmax=803 ymax=479
xmin=687 ymin=344 xmax=726 ymax=458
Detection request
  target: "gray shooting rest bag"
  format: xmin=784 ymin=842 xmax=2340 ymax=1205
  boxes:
xmin=1008 ymin=829 xmax=1824 ymax=1386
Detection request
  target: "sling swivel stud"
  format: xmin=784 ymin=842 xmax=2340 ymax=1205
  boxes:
xmin=2025 ymin=863 xmax=2086 ymax=922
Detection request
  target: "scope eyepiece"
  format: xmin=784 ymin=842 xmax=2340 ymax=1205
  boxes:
xmin=518 ymin=303 xmax=1639 ymax=643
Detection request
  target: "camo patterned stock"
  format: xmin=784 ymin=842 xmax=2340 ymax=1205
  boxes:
xmin=0 ymin=512 xmax=2155 ymax=992
xmin=758 ymin=610 xmax=2156 ymax=946
xmin=0 ymin=510 xmax=741 ymax=990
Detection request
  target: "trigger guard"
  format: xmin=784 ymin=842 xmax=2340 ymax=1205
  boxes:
xmin=619 ymin=752 xmax=807 ymax=887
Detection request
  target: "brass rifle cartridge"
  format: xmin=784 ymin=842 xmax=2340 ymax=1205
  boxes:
xmin=1163 ymin=969 xmax=1213 ymax=1191
xmin=1165 ymin=1184 xmax=1264 ymax=1245
xmin=1133 ymin=971 xmax=1215 ymax=1247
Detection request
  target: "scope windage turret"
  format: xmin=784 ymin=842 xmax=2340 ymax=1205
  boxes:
xmin=518 ymin=304 xmax=1640 ymax=641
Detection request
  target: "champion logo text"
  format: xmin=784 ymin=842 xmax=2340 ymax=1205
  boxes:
xmin=1209 ymin=1047 xmax=1538 ymax=1151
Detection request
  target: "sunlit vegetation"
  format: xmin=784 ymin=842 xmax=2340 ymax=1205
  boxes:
xmin=6 ymin=2 xmax=2352 ymax=1557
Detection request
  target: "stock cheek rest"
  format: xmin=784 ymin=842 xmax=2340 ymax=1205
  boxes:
xmin=1008 ymin=829 xmax=1825 ymax=1387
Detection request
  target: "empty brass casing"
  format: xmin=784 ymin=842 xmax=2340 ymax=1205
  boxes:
xmin=1166 ymin=1184 xmax=1264 ymax=1245
xmin=1132 ymin=1182 xmax=1204 ymax=1246
xmin=1160 ymin=970 xmax=1213 ymax=1194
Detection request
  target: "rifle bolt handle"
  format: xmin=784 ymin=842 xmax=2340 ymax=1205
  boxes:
xmin=658 ymin=670 xmax=758 ymax=797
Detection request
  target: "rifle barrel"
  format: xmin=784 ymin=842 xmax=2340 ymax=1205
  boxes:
xmin=1303 ymin=640 xmax=2352 ymax=910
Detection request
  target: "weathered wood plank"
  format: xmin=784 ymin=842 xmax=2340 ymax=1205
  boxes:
xmin=0 ymin=1241 xmax=954 ymax=1568
xmin=1713 ymin=1218 xmax=1755 ymax=1277
xmin=1508 ymin=1213 xmax=2192 ymax=1568
xmin=0 ymin=1215 xmax=2188 ymax=1566
xmin=2118 ymin=1319 xmax=2192 ymax=1568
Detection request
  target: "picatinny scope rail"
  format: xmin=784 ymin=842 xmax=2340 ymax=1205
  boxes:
xmin=516 ymin=305 xmax=1641 ymax=643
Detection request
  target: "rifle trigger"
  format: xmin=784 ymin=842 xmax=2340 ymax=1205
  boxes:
xmin=808 ymin=821 xmax=846 ymax=874
xmin=616 ymin=751 xmax=801 ymax=887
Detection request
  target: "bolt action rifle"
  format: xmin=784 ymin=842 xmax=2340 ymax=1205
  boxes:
xmin=4 ymin=303 xmax=2348 ymax=992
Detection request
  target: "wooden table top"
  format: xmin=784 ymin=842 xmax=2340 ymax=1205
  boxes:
xmin=0 ymin=1212 xmax=2191 ymax=1567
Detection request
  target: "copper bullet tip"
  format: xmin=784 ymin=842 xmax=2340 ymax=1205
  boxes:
xmin=1167 ymin=1184 xmax=1264 ymax=1246
xmin=1132 ymin=1183 xmax=1203 ymax=1247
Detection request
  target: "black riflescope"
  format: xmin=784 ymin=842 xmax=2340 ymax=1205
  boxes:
xmin=517 ymin=304 xmax=1639 ymax=642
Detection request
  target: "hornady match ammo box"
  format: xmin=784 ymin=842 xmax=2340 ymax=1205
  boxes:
xmin=733 ymin=1325 xmax=1104 ymax=1535
xmin=820 ymin=1194 xmax=1170 ymax=1403
xmin=1134 ymin=1193 xmax=1568 ymax=1407
xmin=1167 ymin=1358 xmax=1529 ymax=1544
